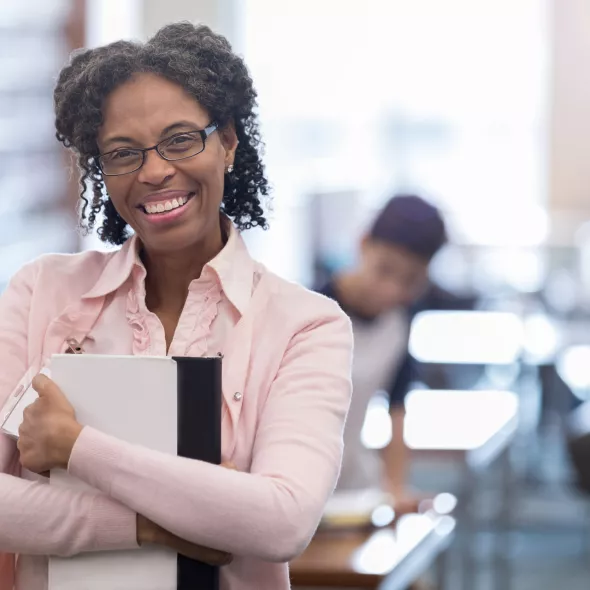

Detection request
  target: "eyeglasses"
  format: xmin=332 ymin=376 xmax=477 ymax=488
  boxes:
xmin=97 ymin=122 xmax=218 ymax=176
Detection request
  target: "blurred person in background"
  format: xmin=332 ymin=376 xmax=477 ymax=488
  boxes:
xmin=317 ymin=195 xmax=447 ymax=513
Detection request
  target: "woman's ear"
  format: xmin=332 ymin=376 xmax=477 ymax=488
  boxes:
xmin=219 ymin=121 xmax=238 ymax=169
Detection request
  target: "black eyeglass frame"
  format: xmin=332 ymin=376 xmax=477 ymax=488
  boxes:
xmin=97 ymin=122 xmax=219 ymax=176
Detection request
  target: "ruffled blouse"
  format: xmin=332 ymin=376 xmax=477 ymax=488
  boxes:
xmin=80 ymin=228 xmax=242 ymax=360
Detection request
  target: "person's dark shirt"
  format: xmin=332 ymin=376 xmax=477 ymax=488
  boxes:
xmin=316 ymin=279 xmax=477 ymax=408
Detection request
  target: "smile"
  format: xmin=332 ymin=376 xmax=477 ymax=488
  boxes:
xmin=142 ymin=194 xmax=190 ymax=215
xmin=138 ymin=191 xmax=196 ymax=225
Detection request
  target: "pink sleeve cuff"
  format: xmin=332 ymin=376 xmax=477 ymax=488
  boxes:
xmin=89 ymin=494 xmax=139 ymax=551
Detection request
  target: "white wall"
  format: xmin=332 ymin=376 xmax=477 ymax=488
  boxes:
xmin=85 ymin=0 xmax=141 ymax=47
xmin=142 ymin=0 xmax=238 ymax=43
xmin=86 ymin=0 xmax=238 ymax=46
xmin=242 ymin=0 xmax=550 ymax=283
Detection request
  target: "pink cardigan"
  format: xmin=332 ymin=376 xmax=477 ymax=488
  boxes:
xmin=0 ymin=227 xmax=353 ymax=590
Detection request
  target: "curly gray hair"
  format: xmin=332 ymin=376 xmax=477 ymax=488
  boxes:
xmin=54 ymin=21 xmax=269 ymax=244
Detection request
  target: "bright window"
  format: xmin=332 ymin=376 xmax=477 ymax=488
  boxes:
xmin=242 ymin=0 xmax=549 ymax=284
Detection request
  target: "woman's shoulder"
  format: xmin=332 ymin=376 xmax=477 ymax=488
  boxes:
xmin=38 ymin=247 xmax=115 ymax=270
xmin=12 ymin=248 xmax=118 ymax=298
xmin=250 ymin=266 xmax=353 ymax=373
xmin=254 ymin=264 xmax=351 ymax=327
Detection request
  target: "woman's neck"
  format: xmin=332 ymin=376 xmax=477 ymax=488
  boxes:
xmin=142 ymin=226 xmax=225 ymax=316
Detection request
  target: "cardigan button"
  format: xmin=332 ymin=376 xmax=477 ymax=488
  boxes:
xmin=233 ymin=392 xmax=243 ymax=402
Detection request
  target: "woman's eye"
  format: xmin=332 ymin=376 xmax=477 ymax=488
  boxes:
xmin=170 ymin=135 xmax=192 ymax=145
xmin=102 ymin=149 xmax=137 ymax=162
xmin=163 ymin=134 xmax=199 ymax=154
xmin=111 ymin=150 xmax=136 ymax=160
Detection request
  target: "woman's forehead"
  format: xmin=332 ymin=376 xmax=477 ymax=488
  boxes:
xmin=98 ymin=73 xmax=208 ymax=142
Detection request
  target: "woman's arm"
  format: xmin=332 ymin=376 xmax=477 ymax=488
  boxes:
xmin=67 ymin=308 xmax=353 ymax=563
xmin=0 ymin=474 xmax=137 ymax=556
xmin=0 ymin=263 xmax=137 ymax=557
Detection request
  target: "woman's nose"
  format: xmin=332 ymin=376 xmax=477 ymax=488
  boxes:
xmin=136 ymin=149 xmax=176 ymax=185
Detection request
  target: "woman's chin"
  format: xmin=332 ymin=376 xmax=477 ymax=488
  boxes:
xmin=138 ymin=220 xmax=213 ymax=257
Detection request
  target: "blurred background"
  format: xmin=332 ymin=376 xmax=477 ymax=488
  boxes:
xmin=4 ymin=0 xmax=590 ymax=588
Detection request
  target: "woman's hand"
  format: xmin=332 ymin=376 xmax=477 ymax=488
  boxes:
xmin=137 ymin=514 xmax=233 ymax=566
xmin=137 ymin=461 xmax=237 ymax=566
xmin=17 ymin=374 xmax=83 ymax=473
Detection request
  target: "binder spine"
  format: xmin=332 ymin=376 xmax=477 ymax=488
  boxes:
xmin=173 ymin=356 xmax=222 ymax=590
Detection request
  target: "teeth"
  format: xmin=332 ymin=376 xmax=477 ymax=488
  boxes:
xmin=144 ymin=195 xmax=189 ymax=215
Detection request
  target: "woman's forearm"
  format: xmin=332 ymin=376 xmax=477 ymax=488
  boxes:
xmin=69 ymin=426 xmax=341 ymax=563
xmin=0 ymin=473 xmax=138 ymax=557
xmin=68 ymin=428 xmax=322 ymax=562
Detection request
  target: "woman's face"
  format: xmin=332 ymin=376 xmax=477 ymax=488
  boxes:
xmin=97 ymin=73 xmax=237 ymax=255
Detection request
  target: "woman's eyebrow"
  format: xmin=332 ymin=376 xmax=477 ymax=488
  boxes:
xmin=101 ymin=135 xmax=137 ymax=149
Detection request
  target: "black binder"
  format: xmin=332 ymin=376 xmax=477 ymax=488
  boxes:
xmin=174 ymin=356 xmax=222 ymax=590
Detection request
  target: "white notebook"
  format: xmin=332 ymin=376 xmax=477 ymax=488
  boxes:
xmin=48 ymin=354 xmax=179 ymax=590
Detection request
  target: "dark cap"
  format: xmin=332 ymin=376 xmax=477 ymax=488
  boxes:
xmin=369 ymin=194 xmax=447 ymax=261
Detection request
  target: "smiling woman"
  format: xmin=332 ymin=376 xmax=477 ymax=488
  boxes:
xmin=0 ymin=21 xmax=353 ymax=590
xmin=54 ymin=22 xmax=268 ymax=247
xmin=93 ymin=72 xmax=231 ymax=258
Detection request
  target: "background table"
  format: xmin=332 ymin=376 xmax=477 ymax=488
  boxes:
xmin=291 ymin=508 xmax=456 ymax=590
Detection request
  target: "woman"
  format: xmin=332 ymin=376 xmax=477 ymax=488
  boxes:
xmin=0 ymin=22 xmax=352 ymax=590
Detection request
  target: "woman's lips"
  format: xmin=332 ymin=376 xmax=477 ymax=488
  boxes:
xmin=139 ymin=192 xmax=195 ymax=225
